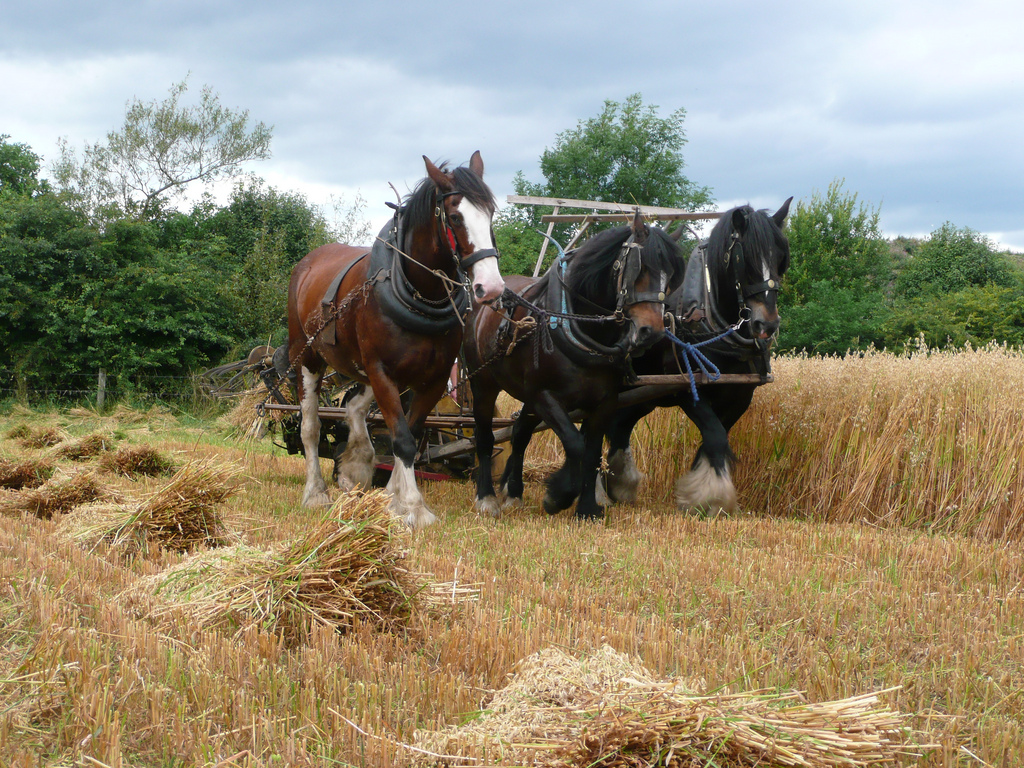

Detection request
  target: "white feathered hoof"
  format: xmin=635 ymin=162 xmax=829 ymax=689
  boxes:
xmin=675 ymin=456 xmax=738 ymax=516
xmin=474 ymin=495 xmax=502 ymax=519
xmin=594 ymin=473 xmax=612 ymax=507
xmin=301 ymin=487 xmax=332 ymax=509
xmin=606 ymin=448 xmax=643 ymax=503
xmin=392 ymin=497 xmax=438 ymax=531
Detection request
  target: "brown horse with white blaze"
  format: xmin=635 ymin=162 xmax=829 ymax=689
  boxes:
xmin=287 ymin=152 xmax=502 ymax=529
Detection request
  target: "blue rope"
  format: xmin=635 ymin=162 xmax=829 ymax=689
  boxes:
xmin=665 ymin=327 xmax=738 ymax=402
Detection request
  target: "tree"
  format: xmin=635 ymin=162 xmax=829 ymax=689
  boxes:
xmin=895 ymin=222 xmax=1013 ymax=297
xmin=52 ymin=78 xmax=272 ymax=220
xmin=528 ymin=93 xmax=712 ymax=209
xmin=0 ymin=135 xmax=48 ymax=196
xmin=500 ymin=94 xmax=712 ymax=275
xmin=776 ymin=180 xmax=894 ymax=354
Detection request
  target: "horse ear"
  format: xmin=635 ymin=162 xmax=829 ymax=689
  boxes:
xmin=631 ymin=209 xmax=648 ymax=244
xmin=468 ymin=150 xmax=484 ymax=178
xmin=731 ymin=207 xmax=749 ymax=235
xmin=669 ymin=222 xmax=686 ymax=242
xmin=423 ymin=156 xmax=453 ymax=192
xmin=773 ymin=197 xmax=793 ymax=228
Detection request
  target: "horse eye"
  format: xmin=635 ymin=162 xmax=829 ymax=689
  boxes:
xmin=450 ymin=213 xmax=464 ymax=225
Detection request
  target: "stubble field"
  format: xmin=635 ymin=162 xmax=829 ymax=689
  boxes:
xmin=1 ymin=344 xmax=1023 ymax=767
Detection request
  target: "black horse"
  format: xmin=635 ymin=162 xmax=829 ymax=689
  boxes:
xmin=599 ymin=199 xmax=792 ymax=514
xmin=465 ymin=213 xmax=683 ymax=520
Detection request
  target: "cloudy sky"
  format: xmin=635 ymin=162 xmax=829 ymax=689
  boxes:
xmin=3 ymin=1 xmax=1022 ymax=249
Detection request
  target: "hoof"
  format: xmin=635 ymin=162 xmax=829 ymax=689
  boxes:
xmin=474 ymin=495 xmax=502 ymax=519
xmin=594 ymin=474 xmax=612 ymax=507
xmin=302 ymin=489 xmax=332 ymax=508
xmin=391 ymin=497 xmax=438 ymax=531
xmin=675 ymin=457 xmax=738 ymax=515
xmin=606 ymin=448 xmax=643 ymax=503
xmin=500 ymin=494 xmax=524 ymax=511
xmin=337 ymin=460 xmax=373 ymax=492
xmin=543 ymin=494 xmax=568 ymax=515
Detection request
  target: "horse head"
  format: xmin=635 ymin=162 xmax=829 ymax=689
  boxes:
xmin=717 ymin=198 xmax=792 ymax=340
xmin=423 ymin=151 xmax=505 ymax=305
xmin=617 ymin=211 xmax=681 ymax=355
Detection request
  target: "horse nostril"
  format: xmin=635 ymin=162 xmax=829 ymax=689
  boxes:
xmin=475 ymin=284 xmax=486 ymax=300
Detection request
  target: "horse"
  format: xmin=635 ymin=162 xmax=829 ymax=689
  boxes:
xmin=286 ymin=152 xmax=503 ymax=529
xmin=465 ymin=212 xmax=683 ymax=521
xmin=598 ymin=199 xmax=792 ymax=514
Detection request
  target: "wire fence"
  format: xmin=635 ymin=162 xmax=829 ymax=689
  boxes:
xmin=0 ymin=370 xmax=217 ymax=410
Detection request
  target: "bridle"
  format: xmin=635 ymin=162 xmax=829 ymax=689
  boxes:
xmin=723 ymin=230 xmax=781 ymax=314
xmin=434 ymin=190 xmax=499 ymax=274
xmin=612 ymin=234 xmax=668 ymax=320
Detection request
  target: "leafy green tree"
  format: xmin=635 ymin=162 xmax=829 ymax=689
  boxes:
xmin=529 ymin=93 xmax=713 ymax=210
xmin=52 ymin=78 xmax=272 ymax=220
xmin=895 ymin=222 xmax=1013 ymax=297
xmin=0 ymin=135 xmax=49 ymax=196
xmin=499 ymin=94 xmax=712 ymax=275
xmin=882 ymin=283 xmax=1024 ymax=349
xmin=777 ymin=180 xmax=894 ymax=354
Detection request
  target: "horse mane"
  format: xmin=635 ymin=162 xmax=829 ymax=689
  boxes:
xmin=705 ymin=205 xmax=788 ymax=280
xmin=562 ymin=224 xmax=682 ymax=308
xmin=402 ymin=161 xmax=497 ymax=234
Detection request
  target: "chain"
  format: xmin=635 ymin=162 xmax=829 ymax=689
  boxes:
xmin=255 ymin=283 xmax=367 ymax=416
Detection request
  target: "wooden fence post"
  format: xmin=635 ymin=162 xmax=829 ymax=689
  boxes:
xmin=97 ymin=368 xmax=107 ymax=412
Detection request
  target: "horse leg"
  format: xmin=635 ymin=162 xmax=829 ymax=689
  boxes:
xmin=601 ymin=402 xmax=655 ymax=504
xmin=530 ymin=392 xmax=584 ymax=515
xmin=334 ymin=384 xmax=376 ymax=492
xmin=574 ymin=402 xmax=617 ymax=520
xmin=470 ymin=377 xmax=502 ymax=518
xmin=676 ymin=393 xmax=740 ymax=515
xmin=299 ymin=365 xmax=332 ymax=508
xmin=498 ymin=409 xmax=542 ymax=510
xmin=373 ymin=371 xmax=438 ymax=530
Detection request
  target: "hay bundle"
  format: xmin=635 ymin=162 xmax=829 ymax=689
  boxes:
xmin=51 ymin=432 xmax=115 ymax=460
xmin=412 ymin=645 xmax=927 ymax=767
xmin=4 ymin=423 xmax=32 ymax=441
xmin=15 ymin=426 xmax=69 ymax=449
xmin=61 ymin=459 xmax=242 ymax=556
xmin=0 ymin=471 xmax=111 ymax=519
xmin=126 ymin=490 xmax=430 ymax=642
xmin=98 ymin=444 xmax=176 ymax=478
xmin=223 ymin=381 xmax=294 ymax=441
xmin=0 ymin=458 xmax=54 ymax=490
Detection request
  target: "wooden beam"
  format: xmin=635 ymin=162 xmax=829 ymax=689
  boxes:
xmin=533 ymin=204 xmax=559 ymax=277
xmin=507 ymin=194 xmax=710 ymax=217
xmin=541 ymin=212 xmax=721 ymax=223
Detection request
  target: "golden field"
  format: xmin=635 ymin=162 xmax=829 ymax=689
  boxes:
xmin=1 ymin=345 xmax=1023 ymax=767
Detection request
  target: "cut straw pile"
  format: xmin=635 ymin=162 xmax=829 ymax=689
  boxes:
xmin=0 ymin=457 xmax=54 ymax=490
xmin=412 ymin=645 xmax=926 ymax=767
xmin=98 ymin=444 xmax=176 ymax=478
xmin=60 ymin=459 xmax=243 ymax=556
xmin=0 ymin=471 xmax=111 ymax=518
xmin=14 ymin=425 xmax=69 ymax=448
xmin=124 ymin=489 xmax=441 ymax=642
xmin=51 ymin=431 xmax=115 ymax=460
xmin=223 ymin=381 xmax=294 ymax=441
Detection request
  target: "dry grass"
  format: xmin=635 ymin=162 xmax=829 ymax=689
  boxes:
xmin=98 ymin=444 xmax=176 ymax=478
xmin=0 ymin=471 xmax=111 ymax=519
xmin=125 ymin=489 xmax=441 ymax=643
xmin=60 ymin=459 xmax=243 ymax=557
xmin=413 ymin=645 xmax=925 ymax=767
xmin=0 ymin=457 xmax=55 ymax=490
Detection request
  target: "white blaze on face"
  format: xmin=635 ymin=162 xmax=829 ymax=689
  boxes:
xmin=457 ymin=198 xmax=504 ymax=303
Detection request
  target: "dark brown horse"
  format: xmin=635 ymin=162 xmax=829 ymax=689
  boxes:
xmin=599 ymin=199 xmax=792 ymax=513
xmin=465 ymin=213 xmax=682 ymax=520
xmin=287 ymin=152 xmax=502 ymax=529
